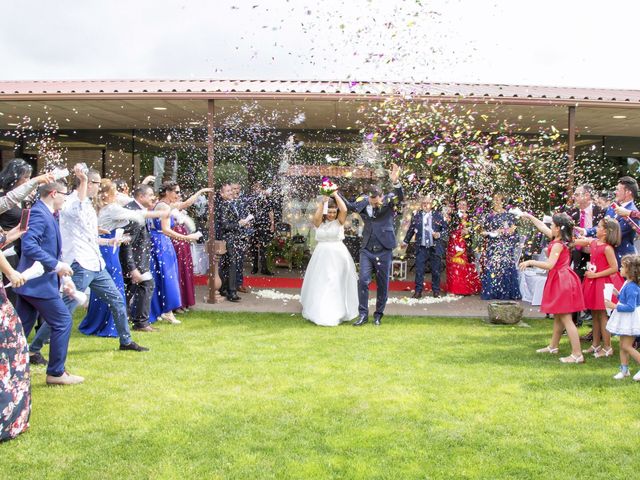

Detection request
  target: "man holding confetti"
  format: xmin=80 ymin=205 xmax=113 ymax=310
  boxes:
xmin=343 ymin=163 xmax=403 ymax=326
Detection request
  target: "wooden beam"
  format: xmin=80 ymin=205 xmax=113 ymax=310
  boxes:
xmin=206 ymin=99 xmax=219 ymax=303
xmin=567 ymin=106 xmax=576 ymax=195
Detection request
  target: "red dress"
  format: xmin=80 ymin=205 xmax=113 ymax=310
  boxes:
xmin=446 ymin=224 xmax=481 ymax=295
xmin=582 ymin=240 xmax=624 ymax=310
xmin=171 ymin=224 xmax=196 ymax=309
xmin=540 ymin=240 xmax=586 ymax=314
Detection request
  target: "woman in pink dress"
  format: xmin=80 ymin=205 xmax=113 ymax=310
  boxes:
xmin=519 ymin=212 xmax=586 ymax=363
xmin=575 ymin=217 xmax=623 ymax=358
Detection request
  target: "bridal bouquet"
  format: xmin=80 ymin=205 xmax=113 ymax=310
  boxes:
xmin=319 ymin=177 xmax=338 ymax=196
xmin=320 ymin=177 xmax=338 ymax=214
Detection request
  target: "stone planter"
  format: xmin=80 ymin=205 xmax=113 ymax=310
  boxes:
xmin=487 ymin=301 xmax=523 ymax=325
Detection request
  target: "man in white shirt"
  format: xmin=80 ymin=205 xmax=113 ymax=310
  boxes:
xmin=30 ymin=164 xmax=148 ymax=355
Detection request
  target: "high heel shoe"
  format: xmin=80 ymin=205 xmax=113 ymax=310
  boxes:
xmin=161 ymin=312 xmax=181 ymax=324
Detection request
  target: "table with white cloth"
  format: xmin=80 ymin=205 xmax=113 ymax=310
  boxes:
xmin=519 ymin=268 xmax=547 ymax=306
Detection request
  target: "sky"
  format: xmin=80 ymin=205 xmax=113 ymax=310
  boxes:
xmin=0 ymin=0 xmax=638 ymax=89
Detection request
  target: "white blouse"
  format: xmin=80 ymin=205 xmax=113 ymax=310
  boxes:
xmin=98 ymin=203 xmax=146 ymax=232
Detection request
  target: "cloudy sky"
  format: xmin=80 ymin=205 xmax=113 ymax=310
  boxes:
xmin=1 ymin=0 xmax=637 ymax=89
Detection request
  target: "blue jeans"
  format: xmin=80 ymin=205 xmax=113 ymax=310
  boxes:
xmin=31 ymin=262 xmax=132 ymax=351
xmin=414 ymin=245 xmax=442 ymax=294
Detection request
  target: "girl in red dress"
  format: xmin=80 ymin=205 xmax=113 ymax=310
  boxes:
xmin=574 ymin=217 xmax=623 ymax=358
xmin=519 ymin=213 xmax=586 ymax=363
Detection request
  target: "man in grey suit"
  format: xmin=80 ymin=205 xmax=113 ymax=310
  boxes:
xmin=343 ymin=164 xmax=403 ymax=326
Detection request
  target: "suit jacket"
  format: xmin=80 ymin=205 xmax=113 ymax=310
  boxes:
xmin=219 ymin=200 xmax=243 ymax=245
xmin=568 ymin=204 xmax=604 ymax=230
xmin=343 ymin=186 xmax=404 ymax=250
xmin=610 ymin=201 xmax=639 ymax=259
xmin=119 ymin=200 xmax=152 ymax=275
xmin=585 ymin=201 xmax=639 ymax=260
xmin=14 ymin=200 xmax=62 ymax=299
xmin=403 ymin=209 xmax=448 ymax=257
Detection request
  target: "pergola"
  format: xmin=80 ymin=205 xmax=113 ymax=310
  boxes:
xmin=2 ymin=79 xmax=640 ymax=302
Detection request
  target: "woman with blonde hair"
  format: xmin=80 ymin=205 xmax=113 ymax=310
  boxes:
xmin=79 ymin=179 xmax=167 ymax=337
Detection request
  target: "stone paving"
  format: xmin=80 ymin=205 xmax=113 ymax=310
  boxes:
xmin=192 ymin=285 xmax=547 ymax=319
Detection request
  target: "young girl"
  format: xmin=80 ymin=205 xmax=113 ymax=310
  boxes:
xmin=519 ymin=213 xmax=586 ymax=363
xmin=605 ymin=255 xmax=640 ymax=380
xmin=574 ymin=217 xmax=623 ymax=358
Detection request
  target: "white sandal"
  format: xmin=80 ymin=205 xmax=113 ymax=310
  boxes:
xmin=560 ymin=354 xmax=585 ymax=364
xmin=594 ymin=347 xmax=613 ymax=358
xmin=536 ymin=346 xmax=559 ymax=354
xmin=582 ymin=344 xmax=601 ymax=354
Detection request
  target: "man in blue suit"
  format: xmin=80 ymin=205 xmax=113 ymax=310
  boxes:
xmin=14 ymin=181 xmax=84 ymax=386
xmin=343 ymin=164 xmax=403 ymax=326
xmin=584 ymin=176 xmax=638 ymax=266
xmin=401 ymin=195 xmax=447 ymax=298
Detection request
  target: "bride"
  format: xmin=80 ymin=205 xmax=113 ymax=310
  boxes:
xmin=300 ymin=190 xmax=359 ymax=326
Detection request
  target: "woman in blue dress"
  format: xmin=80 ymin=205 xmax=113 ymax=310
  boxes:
xmin=480 ymin=193 xmax=522 ymax=300
xmin=149 ymin=181 xmax=206 ymax=324
xmin=79 ymin=180 xmax=166 ymax=336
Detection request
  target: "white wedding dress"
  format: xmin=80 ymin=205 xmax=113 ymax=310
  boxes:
xmin=300 ymin=220 xmax=359 ymax=326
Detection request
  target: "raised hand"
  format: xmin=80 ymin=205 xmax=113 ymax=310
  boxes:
xmin=389 ymin=163 xmax=400 ymax=184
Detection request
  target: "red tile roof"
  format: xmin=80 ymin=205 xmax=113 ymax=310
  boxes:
xmin=0 ymin=79 xmax=639 ymax=106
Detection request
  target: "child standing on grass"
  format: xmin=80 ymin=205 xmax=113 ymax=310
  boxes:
xmin=519 ymin=213 xmax=586 ymax=363
xmin=574 ymin=217 xmax=623 ymax=358
xmin=605 ymin=254 xmax=640 ymax=380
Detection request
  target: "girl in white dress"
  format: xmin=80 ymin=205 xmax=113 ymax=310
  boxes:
xmin=300 ymin=191 xmax=359 ymax=326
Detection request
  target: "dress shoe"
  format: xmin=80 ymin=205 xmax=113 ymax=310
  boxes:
xmin=411 ymin=291 xmax=422 ymax=299
xmin=29 ymin=352 xmax=48 ymax=366
xmin=46 ymin=371 xmax=84 ymax=386
xmin=374 ymin=314 xmax=382 ymax=326
xmin=433 ymin=292 xmax=441 ymax=298
xmin=237 ymin=286 xmax=250 ymax=293
xmin=251 ymin=268 xmax=259 ymax=274
xmin=119 ymin=341 xmax=149 ymax=352
xmin=227 ymin=294 xmax=241 ymax=302
xmin=133 ymin=325 xmax=159 ymax=332
xmin=353 ymin=314 xmax=368 ymax=326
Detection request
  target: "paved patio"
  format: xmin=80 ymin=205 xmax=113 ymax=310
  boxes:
xmin=192 ymin=285 xmax=547 ymax=319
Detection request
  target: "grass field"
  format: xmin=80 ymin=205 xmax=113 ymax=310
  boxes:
xmin=2 ymin=311 xmax=640 ymax=479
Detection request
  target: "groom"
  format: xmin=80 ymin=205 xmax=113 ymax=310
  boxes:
xmin=343 ymin=164 xmax=403 ymax=326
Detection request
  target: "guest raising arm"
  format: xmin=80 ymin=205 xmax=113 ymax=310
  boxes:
xmin=519 ymin=212 xmax=586 ymax=363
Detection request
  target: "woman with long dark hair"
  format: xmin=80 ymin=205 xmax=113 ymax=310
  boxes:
xmin=149 ymin=181 xmax=209 ymax=324
xmin=0 ymin=159 xmax=54 ymax=306
xmin=519 ymin=212 xmax=586 ymax=363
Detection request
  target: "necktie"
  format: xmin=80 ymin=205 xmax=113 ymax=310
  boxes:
xmin=576 ymin=210 xmax=585 ymax=251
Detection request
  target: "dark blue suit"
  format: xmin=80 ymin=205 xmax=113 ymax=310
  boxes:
xmin=587 ymin=201 xmax=638 ymax=266
xmin=344 ymin=186 xmax=403 ymax=318
xmin=403 ymin=209 xmax=447 ymax=294
xmin=14 ymin=200 xmax=73 ymax=377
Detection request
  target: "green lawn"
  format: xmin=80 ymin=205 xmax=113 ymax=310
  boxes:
xmin=3 ymin=312 xmax=640 ymax=479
